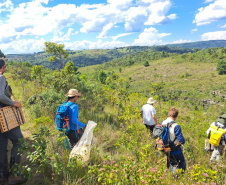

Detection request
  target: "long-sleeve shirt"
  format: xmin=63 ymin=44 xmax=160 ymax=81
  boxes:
xmin=162 ymin=117 xmax=185 ymax=155
xmin=174 ymin=125 xmax=185 ymax=145
xmin=68 ymin=102 xmax=85 ymax=130
xmin=0 ymin=74 xmax=14 ymax=106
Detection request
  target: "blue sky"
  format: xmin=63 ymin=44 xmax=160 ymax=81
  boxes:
xmin=0 ymin=0 xmax=226 ymax=54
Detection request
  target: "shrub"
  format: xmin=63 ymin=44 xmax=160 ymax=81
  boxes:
xmin=143 ymin=61 xmax=149 ymax=67
xmin=216 ymin=60 xmax=226 ymax=75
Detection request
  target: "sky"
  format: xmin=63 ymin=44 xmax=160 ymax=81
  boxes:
xmin=0 ymin=0 xmax=226 ymax=54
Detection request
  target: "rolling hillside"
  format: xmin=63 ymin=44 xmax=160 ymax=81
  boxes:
xmin=5 ymin=40 xmax=226 ymax=70
xmin=6 ymin=46 xmax=226 ymax=185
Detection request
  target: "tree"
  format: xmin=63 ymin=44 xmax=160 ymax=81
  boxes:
xmin=0 ymin=50 xmax=5 ymax=58
xmin=143 ymin=61 xmax=149 ymax=67
xmin=31 ymin=65 xmax=45 ymax=90
xmin=63 ymin=61 xmax=78 ymax=75
xmin=44 ymin=42 xmax=69 ymax=68
xmin=217 ymin=60 xmax=226 ymax=75
xmin=98 ymin=70 xmax=107 ymax=84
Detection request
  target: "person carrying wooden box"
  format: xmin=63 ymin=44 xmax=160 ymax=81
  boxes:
xmin=0 ymin=58 xmax=26 ymax=185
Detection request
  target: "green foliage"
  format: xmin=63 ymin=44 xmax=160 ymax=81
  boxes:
xmin=5 ymin=45 xmax=226 ymax=185
xmin=33 ymin=116 xmax=52 ymax=128
xmin=98 ymin=70 xmax=107 ymax=84
xmin=178 ymin=72 xmax=192 ymax=78
xmin=22 ymin=62 xmax=32 ymax=68
xmin=44 ymin=41 xmax=69 ymax=68
xmin=0 ymin=49 xmax=5 ymax=58
xmin=143 ymin=60 xmax=149 ymax=67
xmin=217 ymin=60 xmax=226 ymax=75
xmin=63 ymin=61 xmax=79 ymax=75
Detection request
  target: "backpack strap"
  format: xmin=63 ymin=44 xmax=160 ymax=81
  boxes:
xmin=215 ymin=121 xmax=226 ymax=129
xmin=167 ymin=121 xmax=176 ymax=128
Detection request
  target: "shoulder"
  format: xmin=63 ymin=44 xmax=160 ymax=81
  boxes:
xmin=174 ymin=124 xmax=181 ymax=131
xmin=69 ymin=103 xmax=78 ymax=109
xmin=142 ymin=104 xmax=148 ymax=108
xmin=0 ymin=75 xmax=6 ymax=81
xmin=210 ymin=122 xmax=216 ymax=126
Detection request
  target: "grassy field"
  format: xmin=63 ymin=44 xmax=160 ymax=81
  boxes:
xmin=4 ymin=50 xmax=226 ymax=184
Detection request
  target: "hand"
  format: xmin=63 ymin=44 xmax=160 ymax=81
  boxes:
xmin=14 ymin=101 xmax=22 ymax=108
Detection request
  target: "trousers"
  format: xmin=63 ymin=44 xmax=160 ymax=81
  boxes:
xmin=0 ymin=126 xmax=23 ymax=178
xmin=170 ymin=150 xmax=186 ymax=173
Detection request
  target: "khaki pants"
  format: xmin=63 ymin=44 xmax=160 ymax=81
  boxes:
xmin=210 ymin=145 xmax=224 ymax=162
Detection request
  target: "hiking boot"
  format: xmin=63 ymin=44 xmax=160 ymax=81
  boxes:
xmin=8 ymin=175 xmax=27 ymax=185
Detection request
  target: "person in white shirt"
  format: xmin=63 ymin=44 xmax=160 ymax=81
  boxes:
xmin=140 ymin=97 xmax=158 ymax=135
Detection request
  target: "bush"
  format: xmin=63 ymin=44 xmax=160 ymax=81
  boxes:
xmin=143 ymin=61 xmax=149 ymax=67
xmin=217 ymin=60 xmax=226 ymax=75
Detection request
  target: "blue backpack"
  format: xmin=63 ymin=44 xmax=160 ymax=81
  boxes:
xmin=55 ymin=102 xmax=74 ymax=132
xmin=153 ymin=121 xmax=175 ymax=152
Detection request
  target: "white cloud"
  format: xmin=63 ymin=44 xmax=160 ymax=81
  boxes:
xmin=204 ymin=0 xmax=215 ymax=3
xmin=145 ymin=0 xmax=175 ymax=25
xmin=0 ymin=38 xmax=46 ymax=54
xmin=133 ymin=27 xmax=171 ymax=46
xmin=51 ymin=28 xmax=74 ymax=42
xmin=194 ymin=0 xmax=226 ymax=26
xmin=220 ymin=24 xmax=226 ymax=28
xmin=112 ymin=33 xmax=134 ymax=41
xmin=124 ymin=6 xmax=147 ymax=32
xmin=65 ymin=39 xmax=128 ymax=51
xmin=172 ymin=39 xmax=193 ymax=44
xmin=0 ymin=0 xmax=13 ymax=13
xmin=0 ymin=0 xmax=177 ymax=54
xmin=97 ymin=23 xmax=114 ymax=38
xmin=201 ymin=31 xmax=226 ymax=40
xmin=191 ymin=28 xmax=197 ymax=33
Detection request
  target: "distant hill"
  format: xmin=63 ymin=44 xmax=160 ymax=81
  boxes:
xmin=166 ymin=40 xmax=226 ymax=49
xmin=5 ymin=40 xmax=226 ymax=69
xmin=5 ymin=46 xmax=192 ymax=69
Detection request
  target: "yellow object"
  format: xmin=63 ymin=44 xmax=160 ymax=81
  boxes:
xmin=209 ymin=126 xmax=226 ymax=146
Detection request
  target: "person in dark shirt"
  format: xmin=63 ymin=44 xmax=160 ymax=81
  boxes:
xmin=0 ymin=59 xmax=26 ymax=184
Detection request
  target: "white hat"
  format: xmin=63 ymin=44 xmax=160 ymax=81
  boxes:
xmin=66 ymin=89 xmax=82 ymax=97
xmin=147 ymin=97 xmax=156 ymax=104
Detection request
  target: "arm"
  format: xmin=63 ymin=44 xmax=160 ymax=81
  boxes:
xmin=152 ymin=114 xmax=158 ymax=125
xmin=70 ymin=105 xmax=85 ymax=129
xmin=174 ymin=125 xmax=185 ymax=145
xmin=152 ymin=107 xmax=157 ymax=125
xmin=0 ymin=76 xmax=15 ymax=106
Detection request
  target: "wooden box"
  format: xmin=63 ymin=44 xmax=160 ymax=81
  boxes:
xmin=0 ymin=106 xmax=25 ymax=133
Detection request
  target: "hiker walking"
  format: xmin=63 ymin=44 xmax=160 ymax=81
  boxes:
xmin=140 ymin=97 xmax=158 ymax=135
xmin=207 ymin=114 xmax=226 ymax=162
xmin=162 ymin=108 xmax=186 ymax=173
xmin=0 ymin=59 xmax=26 ymax=184
xmin=56 ymin=89 xmax=86 ymax=149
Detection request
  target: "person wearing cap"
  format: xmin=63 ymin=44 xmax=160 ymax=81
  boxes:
xmin=207 ymin=114 xmax=226 ymax=162
xmin=64 ymin=89 xmax=86 ymax=149
xmin=140 ymin=97 xmax=158 ymax=135
xmin=0 ymin=59 xmax=26 ymax=184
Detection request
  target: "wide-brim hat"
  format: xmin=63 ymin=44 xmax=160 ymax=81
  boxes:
xmin=66 ymin=89 xmax=82 ymax=97
xmin=147 ymin=97 xmax=156 ymax=104
xmin=217 ymin=114 xmax=226 ymax=126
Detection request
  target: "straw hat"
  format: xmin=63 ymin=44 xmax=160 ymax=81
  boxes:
xmin=66 ymin=89 xmax=82 ymax=97
xmin=147 ymin=97 xmax=156 ymax=104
